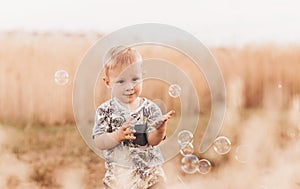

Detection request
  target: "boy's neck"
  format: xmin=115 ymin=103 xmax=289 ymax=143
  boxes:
xmin=115 ymin=97 xmax=142 ymax=111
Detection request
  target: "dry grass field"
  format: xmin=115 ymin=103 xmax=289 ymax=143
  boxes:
xmin=0 ymin=31 xmax=299 ymax=188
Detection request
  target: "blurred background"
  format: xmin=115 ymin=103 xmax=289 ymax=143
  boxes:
xmin=0 ymin=0 xmax=300 ymax=188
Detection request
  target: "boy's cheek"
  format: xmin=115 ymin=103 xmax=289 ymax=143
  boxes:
xmin=112 ymin=86 xmax=124 ymax=93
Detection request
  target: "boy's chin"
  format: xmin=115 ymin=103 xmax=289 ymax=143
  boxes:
xmin=117 ymin=97 xmax=136 ymax=104
xmin=125 ymin=98 xmax=136 ymax=104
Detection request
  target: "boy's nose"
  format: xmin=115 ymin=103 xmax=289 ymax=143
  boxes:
xmin=125 ymin=82 xmax=134 ymax=90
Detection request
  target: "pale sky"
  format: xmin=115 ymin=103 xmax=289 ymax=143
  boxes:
xmin=1 ymin=0 xmax=300 ymax=46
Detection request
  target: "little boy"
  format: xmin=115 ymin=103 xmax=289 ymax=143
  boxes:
xmin=92 ymin=46 xmax=175 ymax=189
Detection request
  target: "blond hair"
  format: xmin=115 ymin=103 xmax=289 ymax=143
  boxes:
xmin=103 ymin=46 xmax=142 ymax=78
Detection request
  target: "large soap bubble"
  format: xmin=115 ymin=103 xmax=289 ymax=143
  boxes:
xmin=168 ymin=84 xmax=181 ymax=98
xmin=198 ymin=159 xmax=212 ymax=174
xmin=180 ymin=143 xmax=194 ymax=156
xmin=213 ymin=136 xmax=231 ymax=155
xmin=54 ymin=70 xmax=69 ymax=85
xmin=234 ymin=145 xmax=249 ymax=163
xmin=181 ymin=154 xmax=199 ymax=174
xmin=177 ymin=130 xmax=194 ymax=146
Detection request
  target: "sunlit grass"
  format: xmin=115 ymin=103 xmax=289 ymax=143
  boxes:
xmin=1 ymin=32 xmax=300 ymax=125
xmin=0 ymin=31 xmax=300 ymax=188
xmin=0 ymin=123 xmax=103 ymax=188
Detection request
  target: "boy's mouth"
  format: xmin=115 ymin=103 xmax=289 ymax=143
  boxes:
xmin=124 ymin=93 xmax=135 ymax=97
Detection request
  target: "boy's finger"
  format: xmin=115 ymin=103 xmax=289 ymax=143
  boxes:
xmin=166 ymin=110 xmax=175 ymax=116
xmin=121 ymin=120 xmax=135 ymax=129
xmin=121 ymin=124 xmax=130 ymax=131
xmin=163 ymin=110 xmax=175 ymax=120
xmin=149 ymin=110 xmax=175 ymax=129
xmin=125 ymin=135 xmax=136 ymax=140
xmin=124 ymin=129 xmax=136 ymax=135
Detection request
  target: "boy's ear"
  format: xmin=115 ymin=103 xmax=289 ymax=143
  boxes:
xmin=102 ymin=76 xmax=111 ymax=88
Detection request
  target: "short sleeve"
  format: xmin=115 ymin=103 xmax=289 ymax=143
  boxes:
xmin=146 ymin=101 xmax=162 ymax=133
xmin=92 ymin=105 xmax=110 ymax=139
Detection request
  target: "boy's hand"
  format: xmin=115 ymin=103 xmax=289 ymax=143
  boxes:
xmin=151 ymin=110 xmax=175 ymax=129
xmin=112 ymin=118 xmax=136 ymax=143
xmin=147 ymin=110 xmax=175 ymax=146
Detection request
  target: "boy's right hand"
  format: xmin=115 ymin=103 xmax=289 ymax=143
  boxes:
xmin=112 ymin=118 xmax=136 ymax=143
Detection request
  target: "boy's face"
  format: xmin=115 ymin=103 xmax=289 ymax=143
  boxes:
xmin=105 ymin=63 xmax=143 ymax=105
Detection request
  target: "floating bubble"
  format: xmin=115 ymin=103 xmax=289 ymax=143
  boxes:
xmin=181 ymin=154 xmax=199 ymax=174
xmin=177 ymin=130 xmax=194 ymax=146
xmin=287 ymin=131 xmax=296 ymax=139
xmin=213 ymin=136 xmax=231 ymax=155
xmin=168 ymin=84 xmax=181 ymax=98
xmin=54 ymin=70 xmax=69 ymax=85
xmin=198 ymin=159 xmax=212 ymax=174
xmin=277 ymin=84 xmax=282 ymax=89
xmin=234 ymin=145 xmax=249 ymax=163
xmin=180 ymin=143 xmax=194 ymax=156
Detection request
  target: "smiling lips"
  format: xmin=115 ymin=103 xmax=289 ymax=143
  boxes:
xmin=124 ymin=93 xmax=135 ymax=97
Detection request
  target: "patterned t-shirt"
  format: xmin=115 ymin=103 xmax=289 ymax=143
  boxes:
xmin=92 ymin=97 xmax=166 ymax=188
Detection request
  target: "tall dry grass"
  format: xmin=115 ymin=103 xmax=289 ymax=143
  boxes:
xmin=0 ymin=32 xmax=99 ymax=125
xmin=0 ymin=31 xmax=300 ymax=188
xmin=0 ymin=31 xmax=300 ymax=125
xmin=214 ymin=45 xmax=300 ymax=109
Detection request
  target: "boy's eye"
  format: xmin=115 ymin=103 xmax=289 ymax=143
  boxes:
xmin=132 ymin=77 xmax=140 ymax=82
xmin=116 ymin=80 xmax=125 ymax=84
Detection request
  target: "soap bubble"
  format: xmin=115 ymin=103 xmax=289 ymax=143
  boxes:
xmin=180 ymin=143 xmax=194 ymax=156
xmin=198 ymin=159 xmax=212 ymax=174
xmin=277 ymin=84 xmax=282 ymax=89
xmin=54 ymin=70 xmax=69 ymax=85
xmin=287 ymin=131 xmax=296 ymax=139
xmin=213 ymin=136 xmax=231 ymax=155
xmin=234 ymin=145 xmax=249 ymax=163
xmin=181 ymin=154 xmax=199 ymax=174
xmin=168 ymin=84 xmax=181 ymax=98
xmin=177 ymin=130 xmax=194 ymax=146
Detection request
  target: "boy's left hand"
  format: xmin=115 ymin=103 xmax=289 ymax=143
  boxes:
xmin=151 ymin=110 xmax=175 ymax=129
